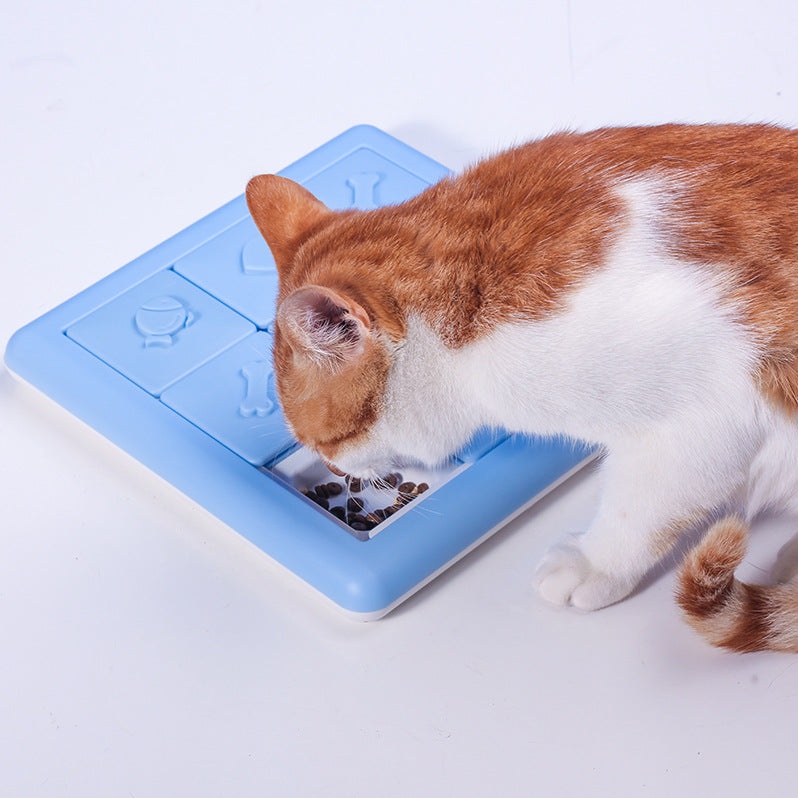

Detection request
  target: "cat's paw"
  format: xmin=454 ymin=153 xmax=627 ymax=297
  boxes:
xmin=534 ymin=538 xmax=633 ymax=611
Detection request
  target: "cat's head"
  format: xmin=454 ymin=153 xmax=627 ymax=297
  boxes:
xmin=246 ymin=175 xmax=420 ymax=478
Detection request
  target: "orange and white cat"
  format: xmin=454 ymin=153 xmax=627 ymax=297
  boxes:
xmin=246 ymin=125 xmax=798 ymax=653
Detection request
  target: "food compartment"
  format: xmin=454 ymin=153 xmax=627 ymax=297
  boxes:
xmin=267 ymin=446 xmax=468 ymax=540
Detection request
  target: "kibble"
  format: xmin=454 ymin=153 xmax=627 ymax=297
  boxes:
xmin=346 ymin=476 xmax=363 ymax=492
xmin=349 ymin=522 xmax=370 ymax=540
xmin=383 ymin=472 xmax=401 ymax=489
xmin=307 ymin=492 xmax=329 ymax=510
xmin=304 ymin=467 xmax=432 ymax=537
xmin=347 ymin=497 xmax=364 ymax=513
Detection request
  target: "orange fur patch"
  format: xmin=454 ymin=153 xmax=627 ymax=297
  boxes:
xmin=271 ymin=320 xmax=391 ymax=463
xmin=249 ymin=124 xmax=798 ymax=451
xmin=676 ymin=517 xmax=798 ymax=653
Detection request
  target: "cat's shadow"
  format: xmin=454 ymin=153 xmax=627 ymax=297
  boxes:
xmin=769 ymin=528 xmax=798 ymax=583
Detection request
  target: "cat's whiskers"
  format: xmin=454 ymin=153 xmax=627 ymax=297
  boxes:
xmin=252 ymin=430 xmax=285 ymax=441
xmin=406 ymin=502 xmax=443 ymax=519
xmin=370 ymin=475 xmax=393 ymax=493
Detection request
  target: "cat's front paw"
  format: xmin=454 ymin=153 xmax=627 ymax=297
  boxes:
xmin=534 ymin=538 xmax=633 ymax=611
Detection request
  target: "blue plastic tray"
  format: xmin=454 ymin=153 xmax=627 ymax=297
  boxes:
xmin=5 ymin=125 xmax=594 ymax=618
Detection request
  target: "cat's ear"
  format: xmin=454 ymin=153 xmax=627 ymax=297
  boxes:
xmin=278 ymin=285 xmax=371 ymax=366
xmin=246 ymin=175 xmax=331 ymax=273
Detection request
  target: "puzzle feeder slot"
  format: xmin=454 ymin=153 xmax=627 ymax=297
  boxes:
xmin=268 ymin=445 xmax=467 ymax=541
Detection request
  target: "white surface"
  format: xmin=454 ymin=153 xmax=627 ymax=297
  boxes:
xmin=2 ymin=2 xmax=798 ymax=796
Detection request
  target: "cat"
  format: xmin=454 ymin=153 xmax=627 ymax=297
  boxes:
xmin=246 ymin=124 xmax=798 ymax=653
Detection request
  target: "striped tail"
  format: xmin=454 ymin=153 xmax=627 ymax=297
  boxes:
xmin=675 ymin=516 xmax=798 ymax=653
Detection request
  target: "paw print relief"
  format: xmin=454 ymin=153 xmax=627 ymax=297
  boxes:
xmin=346 ymin=172 xmax=382 ymax=209
xmin=134 ymin=296 xmax=193 ymax=347
xmin=239 ymin=360 xmax=276 ymax=417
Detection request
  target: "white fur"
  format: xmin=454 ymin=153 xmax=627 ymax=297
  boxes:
xmin=332 ymin=178 xmax=798 ymax=609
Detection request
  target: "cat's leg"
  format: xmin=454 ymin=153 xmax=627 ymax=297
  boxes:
xmin=535 ymin=423 xmax=755 ymax=611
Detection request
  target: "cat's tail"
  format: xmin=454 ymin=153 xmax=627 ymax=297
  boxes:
xmin=675 ymin=516 xmax=798 ymax=653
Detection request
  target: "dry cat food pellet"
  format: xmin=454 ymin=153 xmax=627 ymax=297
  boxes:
xmin=302 ymin=468 xmax=432 ymax=538
xmin=309 ymin=481 xmax=344 ymax=499
xmin=306 ymin=492 xmax=329 ymax=510
xmin=383 ymin=472 xmax=401 ymax=489
xmin=349 ymin=525 xmax=370 ymax=541
xmin=345 ymin=476 xmax=363 ymax=492
xmin=347 ymin=497 xmax=364 ymax=513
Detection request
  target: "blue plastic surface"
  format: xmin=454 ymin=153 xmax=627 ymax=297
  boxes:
xmin=5 ymin=125 xmax=593 ymax=617
xmin=454 ymin=426 xmax=509 ymax=463
xmin=173 ymin=219 xmax=278 ymax=328
xmin=161 ymin=331 xmax=294 ymax=467
xmin=66 ymin=269 xmax=255 ymax=396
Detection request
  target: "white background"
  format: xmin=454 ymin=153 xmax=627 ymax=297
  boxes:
xmin=3 ymin=2 xmax=798 ymax=796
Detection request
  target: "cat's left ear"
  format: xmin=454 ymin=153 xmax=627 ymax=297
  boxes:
xmin=246 ymin=174 xmax=331 ymax=274
xmin=278 ymin=285 xmax=371 ymax=366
